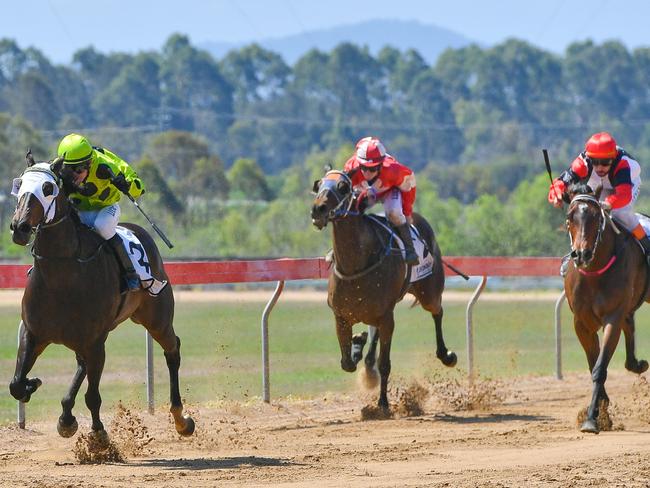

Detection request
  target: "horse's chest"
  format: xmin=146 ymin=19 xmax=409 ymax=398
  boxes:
xmin=329 ymin=281 xmax=390 ymax=323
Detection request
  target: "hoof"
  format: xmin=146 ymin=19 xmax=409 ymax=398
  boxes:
xmin=626 ymin=359 xmax=649 ymax=374
xmin=580 ymin=418 xmax=600 ymax=434
xmin=57 ymin=417 xmax=78 ymax=438
xmin=176 ymin=415 xmax=195 ymax=437
xmin=438 ymin=350 xmax=458 ymax=368
xmin=341 ymin=358 xmax=357 ymax=373
xmin=351 ymin=332 xmax=368 ymax=364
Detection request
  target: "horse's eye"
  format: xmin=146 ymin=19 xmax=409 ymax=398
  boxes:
xmin=42 ymin=181 xmax=57 ymax=197
xmin=336 ymin=180 xmax=349 ymax=193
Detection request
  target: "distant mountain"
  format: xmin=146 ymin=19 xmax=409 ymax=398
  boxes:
xmin=200 ymin=19 xmax=476 ymax=65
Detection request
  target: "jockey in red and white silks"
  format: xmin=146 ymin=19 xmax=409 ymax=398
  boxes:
xmin=343 ymin=136 xmax=419 ymax=265
xmin=548 ymin=131 xmax=650 ymax=264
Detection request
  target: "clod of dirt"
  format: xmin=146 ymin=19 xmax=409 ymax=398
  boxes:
xmin=430 ymin=377 xmax=506 ymax=411
xmin=576 ymin=398 xmax=616 ymax=432
xmin=109 ymin=401 xmax=154 ymax=457
xmin=393 ymin=380 xmax=429 ymax=417
xmin=73 ymin=430 xmax=124 ymax=464
xmin=360 ymin=404 xmax=393 ymax=421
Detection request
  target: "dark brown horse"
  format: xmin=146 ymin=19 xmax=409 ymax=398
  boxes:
xmin=564 ymin=184 xmax=649 ymax=433
xmin=310 ymin=170 xmax=456 ymax=412
xmin=9 ymin=153 xmax=194 ymax=438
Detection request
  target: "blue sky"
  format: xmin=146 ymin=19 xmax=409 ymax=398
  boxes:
xmin=4 ymin=0 xmax=648 ymax=63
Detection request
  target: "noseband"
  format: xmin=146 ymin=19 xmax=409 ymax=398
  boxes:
xmin=316 ymin=171 xmax=357 ymax=221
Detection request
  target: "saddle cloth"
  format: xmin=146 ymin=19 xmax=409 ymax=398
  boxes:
xmin=115 ymin=226 xmax=168 ymax=296
xmin=366 ymin=215 xmax=435 ymax=283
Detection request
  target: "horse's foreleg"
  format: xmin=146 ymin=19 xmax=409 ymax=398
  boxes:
xmin=9 ymin=321 xmax=46 ymax=402
xmin=582 ymin=319 xmax=622 ymax=434
xmin=335 ymin=315 xmax=356 ymax=372
xmin=163 ymin=336 xmax=195 ymax=436
xmin=623 ymin=314 xmax=649 ymax=374
xmin=57 ymin=353 xmax=86 ymax=437
xmin=376 ymin=313 xmax=395 ymax=411
xmin=84 ymin=341 xmax=106 ymax=433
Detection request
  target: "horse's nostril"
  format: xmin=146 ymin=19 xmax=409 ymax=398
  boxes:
xmin=318 ymin=204 xmax=327 ymax=214
xmin=18 ymin=222 xmax=31 ymax=234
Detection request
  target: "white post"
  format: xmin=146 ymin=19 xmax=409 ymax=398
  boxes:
xmin=554 ymin=290 xmax=566 ymax=380
xmin=146 ymin=331 xmax=154 ymax=414
xmin=17 ymin=321 xmax=25 ymax=429
xmin=466 ymin=276 xmax=487 ymax=385
xmin=261 ymin=280 xmax=284 ymax=403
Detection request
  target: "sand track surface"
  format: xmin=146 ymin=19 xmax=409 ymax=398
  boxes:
xmin=1 ymin=370 xmax=650 ymax=487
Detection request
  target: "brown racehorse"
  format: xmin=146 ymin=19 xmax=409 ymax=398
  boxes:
xmin=310 ymin=170 xmax=457 ymax=412
xmin=9 ymin=153 xmax=194 ymax=439
xmin=564 ymin=184 xmax=649 ymax=433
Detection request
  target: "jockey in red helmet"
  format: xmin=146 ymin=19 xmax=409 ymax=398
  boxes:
xmin=548 ymin=131 xmax=650 ymax=268
xmin=343 ymin=136 xmax=419 ymax=265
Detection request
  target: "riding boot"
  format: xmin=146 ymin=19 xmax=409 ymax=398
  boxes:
xmin=638 ymin=236 xmax=650 ymax=266
xmin=396 ymin=223 xmax=419 ymax=266
xmin=106 ymin=234 xmax=140 ymax=291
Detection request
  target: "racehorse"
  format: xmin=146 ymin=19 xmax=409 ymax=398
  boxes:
xmin=9 ymin=152 xmax=195 ymax=439
xmin=564 ymin=184 xmax=649 ymax=433
xmin=310 ymin=170 xmax=457 ymax=412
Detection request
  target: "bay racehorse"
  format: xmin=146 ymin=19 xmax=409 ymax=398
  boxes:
xmin=9 ymin=153 xmax=194 ymax=438
xmin=310 ymin=170 xmax=457 ymax=412
xmin=565 ymin=184 xmax=649 ymax=433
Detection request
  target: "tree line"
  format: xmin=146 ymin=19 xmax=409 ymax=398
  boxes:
xmin=2 ymin=35 xmax=650 ymax=259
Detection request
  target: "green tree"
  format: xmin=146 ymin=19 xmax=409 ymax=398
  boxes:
xmin=228 ymin=158 xmax=273 ymax=201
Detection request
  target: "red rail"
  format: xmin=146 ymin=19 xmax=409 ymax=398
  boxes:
xmin=0 ymin=257 xmax=561 ymax=289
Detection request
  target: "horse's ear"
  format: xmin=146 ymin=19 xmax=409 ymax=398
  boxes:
xmin=323 ymin=163 xmax=332 ymax=172
xmin=26 ymin=149 xmax=35 ymax=167
xmin=50 ymin=156 xmax=64 ymax=176
xmin=594 ymin=185 xmax=602 ymax=200
xmin=312 ymin=179 xmax=320 ymax=194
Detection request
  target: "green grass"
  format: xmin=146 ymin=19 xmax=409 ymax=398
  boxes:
xmin=1 ymin=295 xmax=648 ymax=425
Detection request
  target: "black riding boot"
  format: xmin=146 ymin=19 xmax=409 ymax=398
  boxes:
xmin=396 ymin=223 xmax=419 ymax=266
xmin=639 ymin=236 xmax=650 ymax=266
xmin=106 ymin=234 xmax=140 ymax=291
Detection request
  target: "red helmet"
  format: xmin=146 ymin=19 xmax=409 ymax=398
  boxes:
xmin=585 ymin=132 xmax=617 ymax=159
xmin=355 ymin=137 xmax=386 ymax=167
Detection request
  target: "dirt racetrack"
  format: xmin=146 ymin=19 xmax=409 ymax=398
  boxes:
xmin=1 ymin=369 xmax=650 ymax=487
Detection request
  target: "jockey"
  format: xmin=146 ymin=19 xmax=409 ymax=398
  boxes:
xmin=548 ymin=131 xmax=650 ymax=266
xmin=56 ymin=133 xmax=146 ymax=291
xmin=343 ymin=136 xmax=419 ymax=266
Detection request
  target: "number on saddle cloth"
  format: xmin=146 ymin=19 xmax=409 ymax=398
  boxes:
xmin=114 ymin=226 xmax=168 ymax=296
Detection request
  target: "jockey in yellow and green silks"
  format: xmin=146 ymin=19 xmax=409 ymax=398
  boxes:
xmin=57 ymin=133 xmax=146 ymax=291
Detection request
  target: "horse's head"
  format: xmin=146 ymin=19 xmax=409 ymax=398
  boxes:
xmin=565 ymin=184 xmax=607 ymax=268
xmin=10 ymin=153 xmax=66 ymax=246
xmin=310 ymin=170 xmax=354 ymax=229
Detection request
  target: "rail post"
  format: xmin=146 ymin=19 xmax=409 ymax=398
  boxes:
xmin=466 ymin=276 xmax=487 ymax=385
xmin=554 ymin=290 xmax=566 ymax=380
xmin=262 ymin=280 xmax=285 ymax=403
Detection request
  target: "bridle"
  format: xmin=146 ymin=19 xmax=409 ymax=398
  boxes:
xmin=315 ymin=170 xmax=357 ymax=221
xmin=567 ymin=194 xmax=620 ymax=273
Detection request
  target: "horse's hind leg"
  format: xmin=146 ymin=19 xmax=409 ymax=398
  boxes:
xmin=364 ymin=326 xmax=379 ymax=370
xmin=9 ymin=321 xmax=46 ymax=402
xmin=57 ymin=353 xmax=86 ymax=437
xmin=414 ymin=283 xmax=457 ymax=367
xmin=623 ymin=314 xmax=649 ymax=374
xmin=162 ymin=335 xmax=195 ymax=436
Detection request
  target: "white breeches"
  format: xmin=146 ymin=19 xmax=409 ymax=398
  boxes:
xmin=380 ymin=188 xmax=407 ymax=226
xmin=78 ymin=204 xmax=121 ymax=239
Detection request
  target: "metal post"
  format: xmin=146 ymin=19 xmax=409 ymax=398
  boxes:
xmin=261 ymin=280 xmax=284 ymax=403
xmin=17 ymin=321 xmax=25 ymax=429
xmin=146 ymin=331 xmax=154 ymax=414
xmin=466 ymin=276 xmax=487 ymax=385
xmin=554 ymin=290 xmax=566 ymax=380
